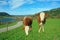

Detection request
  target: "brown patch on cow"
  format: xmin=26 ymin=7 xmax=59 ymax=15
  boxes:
xmin=23 ymin=16 xmax=32 ymax=30
xmin=36 ymin=13 xmax=41 ymax=24
xmin=23 ymin=17 xmax=32 ymax=26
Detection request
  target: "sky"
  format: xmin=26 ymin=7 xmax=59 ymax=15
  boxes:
xmin=0 ymin=0 xmax=60 ymax=15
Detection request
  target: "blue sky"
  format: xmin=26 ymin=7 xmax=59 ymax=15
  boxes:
xmin=0 ymin=0 xmax=60 ymax=15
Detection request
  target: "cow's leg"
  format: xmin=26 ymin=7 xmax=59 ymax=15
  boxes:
xmin=38 ymin=27 xmax=41 ymax=33
xmin=38 ymin=22 xmax=45 ymax=33
xmin=25 ymin=26 xmax=29 ymax=36
xmin=38 ymin=22 xmax=42 ymax=33
xmin=38 ymin=25 xmax=44 ymax=33
xmin=41 ymin=25 xmax=44 ymax=32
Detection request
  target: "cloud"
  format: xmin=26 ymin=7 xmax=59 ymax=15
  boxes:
xmin=26 ymin=0 xmax=34 ymax=4
xmin=9 ymin=0 xmax=25 ymax=10
xmin=32 ymin=8 xmax=51 ymax=11
xmin=0 ymin=1 xmax=8 ymax=5
xmin=30 ymin=8 xmax=52 ymax=14
xmin=37 ymin=0 xmax=60 ymax=2
xmin=9 ymin=0 xmax=34 ymax=10
xmin=51 ymin=2 xmax=59 ymax=6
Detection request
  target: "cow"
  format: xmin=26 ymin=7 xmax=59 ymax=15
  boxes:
xmin=36 ymin=12 xmax=48 ymax=33
xmin=23 ymin=16 xmax=32 ymax=36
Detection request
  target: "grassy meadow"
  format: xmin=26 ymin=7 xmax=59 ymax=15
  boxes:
xmin=0 ymin=21 xmax=18 ymax=28
xmin=0 ymin=19 xmax=60 ymax=40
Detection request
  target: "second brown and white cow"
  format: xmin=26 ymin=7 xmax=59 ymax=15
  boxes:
xmin=23 ymin=16 xmax=32 ymax=36
xmin=36 ymin=12 xmax=48 ymax=33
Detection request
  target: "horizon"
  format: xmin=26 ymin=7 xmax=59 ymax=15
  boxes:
xmin=0 ymin=0 xmax=60 ymax=15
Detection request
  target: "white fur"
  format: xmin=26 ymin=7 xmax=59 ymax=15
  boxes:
xmin=25 ymin=26 xmax=29 ymax=36
xmin=40 ymin=12 xmax=45 ymax=21
xmin=39 ymin=22 xmax=42 ymax=25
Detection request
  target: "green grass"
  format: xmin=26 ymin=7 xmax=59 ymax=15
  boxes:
xmin=0 ymin=21 xmax=18 ymax=28
xmin=0 ymin=19 xmax=60 ymax=40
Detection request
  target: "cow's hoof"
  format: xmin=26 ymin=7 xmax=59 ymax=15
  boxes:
xmin=26 ymin=35 xmax=28 ymax=37
xmin=43 ymin=31 xmax=44 ymax=32
xmin=38 ymin=30 xmax=40 ymax=33
xmin=42 ymin=30 xmax=44 ymax=32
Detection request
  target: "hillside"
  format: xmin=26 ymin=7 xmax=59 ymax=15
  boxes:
xmin=44 ymin=8 xmax=60 ymax=18
xmin=0 ymin=12 xmax=11 ymax=19
xmin=0 ymin=12 xmax=10 ymax=16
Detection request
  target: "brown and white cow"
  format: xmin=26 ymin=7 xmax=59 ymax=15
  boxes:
xmin=36 ymin=12 xmax=48 ymax=33
xmin=23 ymin=16 xmax=32 ymax=36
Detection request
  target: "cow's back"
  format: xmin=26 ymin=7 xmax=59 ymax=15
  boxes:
xmin=23 ymin=17 xmax=32 ymax=26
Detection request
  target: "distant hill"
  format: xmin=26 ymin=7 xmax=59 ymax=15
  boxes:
xmin=43 ymin=8 xmax=60 ymax=18
xmin=0 ymin=12 xmax=10 ymax=16
xmin=0 ymin=12 xmax=11 ymax=19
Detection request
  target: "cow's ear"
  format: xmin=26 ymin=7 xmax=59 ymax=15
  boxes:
xmin=45 ymin=13 xmax=48 ymax=16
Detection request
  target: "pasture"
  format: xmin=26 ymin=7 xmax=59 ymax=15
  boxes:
xmin=0 ymin=19 xmax=60 ymax=40
xmin=0 ymin=21 xmax=18 ymax=28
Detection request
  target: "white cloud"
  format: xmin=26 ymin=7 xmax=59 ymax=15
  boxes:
xmin=51 ymin=2 xmax=59 ymax=6
xmin=31 ymin=8 xmax=51 ymax=11
xmin=9 ymin=0 xmax=25 ymax=10
xmin=28 ymin=8 xmax=52 ymax=14
xmin=9 ymin=0 xmax=34 ymax=10
xmin=37 ymin=0 xmax=60 ymax=2
xmin=0 ymin=1 xmax=8 ymax=5
xmin=26 ymin=0 xmax=34 ymax=4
